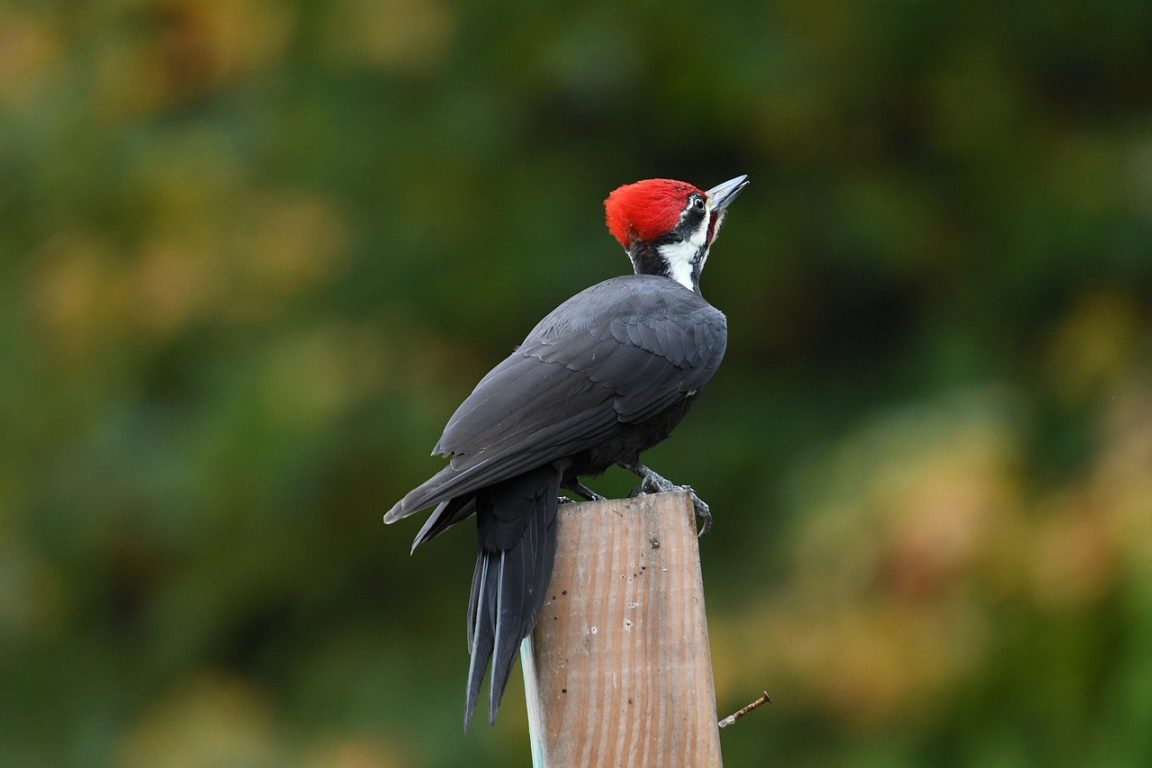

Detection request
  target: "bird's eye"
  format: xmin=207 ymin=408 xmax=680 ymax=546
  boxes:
xmin=691 ymin=196 xmax=706 ymax=212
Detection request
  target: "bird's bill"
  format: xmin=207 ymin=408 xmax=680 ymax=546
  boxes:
xmin=706 ymin=174 xmax=749 ymax=212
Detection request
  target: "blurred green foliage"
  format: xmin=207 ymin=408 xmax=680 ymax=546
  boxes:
xmin=2 ymin=0 xmax=1151 ymax=765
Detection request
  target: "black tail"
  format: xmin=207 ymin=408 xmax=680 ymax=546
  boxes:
xmin=463 ymin=464 xmax=561 ymax=729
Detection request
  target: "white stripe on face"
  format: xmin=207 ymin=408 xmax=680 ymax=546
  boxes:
xmin=657 ymin=200 xmax=714 ymax=290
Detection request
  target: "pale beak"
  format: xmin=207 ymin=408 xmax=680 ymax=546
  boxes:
xmin=706 ymin=174 xmax=749 ymax=212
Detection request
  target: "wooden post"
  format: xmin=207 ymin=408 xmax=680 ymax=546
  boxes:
xmin=520 ymin=491 xmax=723 ymax=767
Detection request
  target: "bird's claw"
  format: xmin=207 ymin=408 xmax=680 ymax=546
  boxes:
xmin=628 ymin=478 xmax=713 ymax=537
xmin=688 ymin=489 xmax=713 ymax=538
xmin=640 ymin=473 xmax=678 ymax=495
xmin=562 ymin=480 xmax=606 ymax=503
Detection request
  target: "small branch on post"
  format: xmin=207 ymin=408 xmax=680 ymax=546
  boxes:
xmin=521 ymin=491 xmax=722 ymax=767
xmin=717 ymin=691 xmax=772 ymax=729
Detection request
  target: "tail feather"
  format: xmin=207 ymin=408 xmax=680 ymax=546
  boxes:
xmin=463 ymin=465 xmax=560 ymax=729
xmin=465 ymin=555 xmax=494 ymax=728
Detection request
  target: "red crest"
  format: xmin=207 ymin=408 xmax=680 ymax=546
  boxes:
xmin=604 ymin=179 xmax=704 ymax=248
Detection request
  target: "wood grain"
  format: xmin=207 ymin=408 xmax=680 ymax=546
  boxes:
xmin=521 ymin=491 xmax=723 ymax=767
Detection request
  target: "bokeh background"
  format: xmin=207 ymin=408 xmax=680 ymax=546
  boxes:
xmin=4 ymin=0 xmax=1152 ymax=765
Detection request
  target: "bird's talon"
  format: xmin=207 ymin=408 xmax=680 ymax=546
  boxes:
xmin=640 ymin=476 xmax=675 ymax=495
xmin=694 ymin=503 xmax=713 ymax=537
xmin=674 ymin=487 xmax=712 ymax=537
xmin=564 ymin=480 xmax=606 ymax=502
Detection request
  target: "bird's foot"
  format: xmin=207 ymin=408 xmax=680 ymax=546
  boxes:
xmin=621 ymin=463 xmax=713 ymax=537
xmin=557 ymin=495 xmax=575 ymax=505
xmin=685 ymin=488 xmax=713 ymax=538
xmin=562 ymin=479 xmax=605 ymax=503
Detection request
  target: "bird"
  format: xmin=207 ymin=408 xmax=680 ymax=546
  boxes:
xmin=384 ymin=174 xmax=748 ymax=729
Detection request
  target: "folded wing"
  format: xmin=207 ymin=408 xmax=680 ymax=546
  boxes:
xmin=383 ymin=275 xmax=726 ymax=523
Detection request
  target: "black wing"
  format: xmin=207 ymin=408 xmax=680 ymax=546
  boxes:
xmin=384 ymin=274 xmax=726 ymax=522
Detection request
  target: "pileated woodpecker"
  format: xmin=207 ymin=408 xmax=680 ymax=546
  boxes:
xmin=384 ymin=174 xmax=748 ymax=728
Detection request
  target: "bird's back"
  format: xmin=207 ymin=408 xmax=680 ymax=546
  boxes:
xmin=435 ymin=274 xmax=726 ymax=467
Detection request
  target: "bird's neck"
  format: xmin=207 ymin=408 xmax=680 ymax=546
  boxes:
xmin=628 ymin=240 xmax=705 ymax=293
